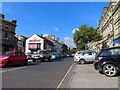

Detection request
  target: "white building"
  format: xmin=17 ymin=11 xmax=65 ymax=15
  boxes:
xmin=25 ymin=34 xmax=54 ymax=53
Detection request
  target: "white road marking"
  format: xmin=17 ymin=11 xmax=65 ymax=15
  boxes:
xmin=57 ymin=63 xmax=75 ymax=88
xmin=0 ymin=66 xmax=27 ymax=73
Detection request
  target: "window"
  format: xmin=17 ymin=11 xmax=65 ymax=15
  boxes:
xmin=110 ymin=48 xmax=120 ymax=55
xmin=4 ymin=33 xmax=8 ymax=40
xmin=5 ymin=23 xmax=9 ymax=30
xmin=15 ymin=52 xmax=22 ymax=56
xmin=81 ymin=52 xmax=84 ymax=56
xmin=87 ymin=52 xmax=92 ymax=55
xmin=0 ymin=23 xmax=2 ymax=28
xmin=100 ymin=50 xmax=110 ymax=56
xmin=100 ymin=48 xmax=120 ymax=56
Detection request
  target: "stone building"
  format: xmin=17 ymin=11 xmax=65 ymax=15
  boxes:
xmin=0 ymin=14 xmax=17 ymax=53
xmin=90 ymin=1 xmax=120 ymax=52
xmin=16 ymin=35 xmax=28 ymax=52
xmin=44 ymin=35 xmax=68 ymax=53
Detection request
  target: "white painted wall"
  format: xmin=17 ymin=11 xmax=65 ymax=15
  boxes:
xmin=25 ymin=34 xmax=44 ymax=53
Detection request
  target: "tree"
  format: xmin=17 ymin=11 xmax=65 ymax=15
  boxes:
xmin=73 ymin=24 xmax=102 ymax=50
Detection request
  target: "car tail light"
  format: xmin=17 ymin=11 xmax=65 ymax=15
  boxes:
xmin=95 ymin=57 xmax=102 ymax=62
xmin=74 ymin=56 xmax=76 ymax=60
xmin=95 ymin=58 xmax=99 ymax=62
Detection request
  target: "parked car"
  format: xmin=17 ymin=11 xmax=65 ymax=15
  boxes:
xmin=0 ymin=52 xmax=2 ymax=56
xmin=26 ymin=52 xmax=32 ymax=60
xmin=74 ymin=50 xmax=96 ymax=64
xmin=66 ymin=52 xmax=72 ymax=57
xmin=94 ymin=47 xmax=120 ymax=77
xmin=31 ymin=50 xmax=52 ymax=62
xmin=71 ymin=53 xmax=75 ymax=57
xmin=0 ymin=51 xmax=28 ymax=67
xmin=51 ymin=52 xmax=60 ymax=60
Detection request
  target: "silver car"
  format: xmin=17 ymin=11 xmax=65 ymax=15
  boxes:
xmin=74 ymin=50 xmax=96 ymax=64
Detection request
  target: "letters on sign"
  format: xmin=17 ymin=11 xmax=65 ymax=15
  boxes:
xmin=29 ymin=37 xmax=41 ymax=42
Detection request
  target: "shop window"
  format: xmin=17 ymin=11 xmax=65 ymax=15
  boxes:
xmin=29 ymin=43 xmax=37 ymax=49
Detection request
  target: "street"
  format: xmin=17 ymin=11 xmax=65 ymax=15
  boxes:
xmin=2 ymin=57 xmax=73 ymax=88
xmin=1 ymin=57 xmax=119 ymax=89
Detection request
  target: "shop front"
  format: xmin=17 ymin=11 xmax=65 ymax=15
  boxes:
xmin=25 ymin=34 xmax=44 ymax=53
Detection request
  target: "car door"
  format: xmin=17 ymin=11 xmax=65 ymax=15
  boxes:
xmin=16 ymin=52 xmax=23 ymax=64
xmin=19 ymin=52 xmax=26 ymax=64
xmin=84 ymin=52 xmax=94 ymax=62
xmin=110 ymin=48 xmax=120 ymax=67
xmin=10 ymin=52 xmax=20 ymax=65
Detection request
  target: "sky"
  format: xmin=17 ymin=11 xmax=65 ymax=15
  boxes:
xmin=2 ymin=2 xmax=108 ymax=47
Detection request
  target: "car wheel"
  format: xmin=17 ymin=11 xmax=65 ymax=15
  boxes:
xmin=33 ymin=59 xmax=36 ymax=62
xmin=79 ymin=59 xmax=85 ymax=64
xmin=41 ymin=57 xmax=45 ymax=62
xmin=103 ymin=64 xmax=117 ymax=77
xmin=6 ymin=61 xmax=12 ymax=67
xmin=48 ymin=57 xmax=51 ymax=62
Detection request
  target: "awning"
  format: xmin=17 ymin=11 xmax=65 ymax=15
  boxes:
xmin=113 ymin=38 xmax=120 ymax=44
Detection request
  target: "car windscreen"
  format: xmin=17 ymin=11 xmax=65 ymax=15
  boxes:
xmin=3 ymin=52 xmax=13 ymax=56
xmin=38 ymin=51 xmax=46 ymax=54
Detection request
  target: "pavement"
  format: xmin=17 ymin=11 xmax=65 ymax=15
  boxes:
xmin=69 ymin=63 xmax=118 ymax=88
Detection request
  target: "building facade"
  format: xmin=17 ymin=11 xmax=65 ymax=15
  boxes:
xmin=44 ymin=35 xmax=68 ymax=54
xmin=90 ymin=1 xmax=120 ymax=52
xmin=0 ymin=14 xmax=17 ymax=53
xmin=25 ymin=34 xmax=54 ymax=53
xmin=16 ymin=35 xmax=28 ymax=52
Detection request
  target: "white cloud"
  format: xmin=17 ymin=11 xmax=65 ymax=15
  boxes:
xmin=72 ymin=28 xmax=79 ymax=34
xmin=54 ymin=27 xmax=59 ymax=31
xmin=64 ymin=37 xmax=76 ymax=48
xmin=5 ymin=8 xmax=12 ymax=13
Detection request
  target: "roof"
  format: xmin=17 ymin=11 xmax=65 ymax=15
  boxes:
xmin=36 ymin=34 xmax=54 ymax=45
xmin=79 ymin=50 xmax=96 ymax=53
xmin=102 ymin=46 xmax=120 ymax=51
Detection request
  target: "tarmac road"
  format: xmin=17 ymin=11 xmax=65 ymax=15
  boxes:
xmin=2 ymin=57 xmax=74 ymax=88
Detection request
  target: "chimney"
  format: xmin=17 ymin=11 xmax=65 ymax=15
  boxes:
xmin=40 ymin=34 xmax=43 ymax=37
xmin=50 ymin=35 xmax=55 ymax=40
xmin=12 ymin=20 xmax=17 ymax=24
xmin=0 ymin=14 xmax=5 ymax=19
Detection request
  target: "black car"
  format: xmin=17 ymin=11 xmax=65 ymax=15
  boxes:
xmin=94 ymin=46 xmax=120 ymax=77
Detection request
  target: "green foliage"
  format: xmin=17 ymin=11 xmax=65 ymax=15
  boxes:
xmin=73 ymin=24 xmax=102 ymax=50
xmin=70 ymin=48 xmax=77 ymax=53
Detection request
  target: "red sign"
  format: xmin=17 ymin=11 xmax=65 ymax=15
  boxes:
xmin=29 ymin=40 xmax=41 ymax=42
xmin=29 ymin=37 xmax=41 ymax=42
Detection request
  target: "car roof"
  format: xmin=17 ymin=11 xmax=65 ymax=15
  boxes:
xmin=79 ymin=50 xmax=96 ymax=53
xmin=101 ymin=46 xmax=120 ymax=51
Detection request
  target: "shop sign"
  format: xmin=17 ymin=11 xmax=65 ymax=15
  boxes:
xmin=29 ymin=37 xmax=41 ymax=42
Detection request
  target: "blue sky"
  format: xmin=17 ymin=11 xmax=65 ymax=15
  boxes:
xmin=2 ymin=2 xmax=108 ymax=47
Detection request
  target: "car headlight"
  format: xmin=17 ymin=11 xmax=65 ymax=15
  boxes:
xmin=1 ymin=57 xmax=8 ymax=60
xmin=0 ymin=61 xmax=2 ymax=64
xmin=40 ymin=55 xmax=43 ymax=57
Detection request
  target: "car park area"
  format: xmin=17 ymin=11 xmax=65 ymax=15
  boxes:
xmin=70 ymin=64 xmax=118 ymax=88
